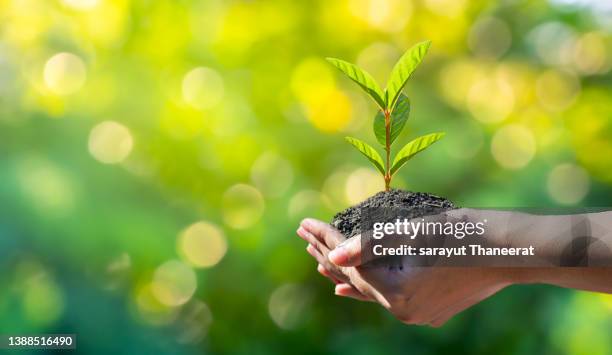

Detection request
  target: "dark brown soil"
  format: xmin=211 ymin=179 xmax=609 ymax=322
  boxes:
xmin=331 ymin=189 xmax=456 ymax=238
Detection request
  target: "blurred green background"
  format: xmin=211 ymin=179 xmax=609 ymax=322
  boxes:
xmin=1 ymin=0 xmax=611 ymax=353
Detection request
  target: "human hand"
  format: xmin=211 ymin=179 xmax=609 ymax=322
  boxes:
xmin=297 ymin=217 xmax=516 ymax=327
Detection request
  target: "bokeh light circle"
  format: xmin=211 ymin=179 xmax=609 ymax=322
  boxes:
xmin=182 ymin=67 xmax=225 ymax=110
xmin=345 ymin=168 xmax=385 ymax=205
xmin=135 ymin=284 xmax=178 ymax=325
xmin=288 ymin=190 xmax=325 ymax=219
xmin=491 ymin=124 xmax=536 ymax=170
xmin=467 ymin=76 xmax=514 ymax=123
xmin=572 ymin=32 xmax=610 ymax=75
xmin=250 ymin=152 xmax=294 ymax=198
xmin=424 ymin=0 xmax=467 ymax=17
xmin=438 ymin=60 xmax=482 ymax=109
xmin=468 ymin=17 xmax=512 ymax=59
xmin=178 ymin=221 xmax=228 ymax=268
xmin=536 ymin=70 xmax=581 ymax=112
xmin=547 ymin=163 xmax=590 ymax=205
xmin=528 ymin=22 xmax=576 ymax=67
xmin=268 ymin=284 xmax=311 ymax=330
xmin=151 ymin=260 xmax=197 ymax=307
xmin=43 ymin=52 xmax=86 ymax=95
xmin=88 ymin=121 xmax=134 ymax=164
xmin=357 ymin=42 xmax=400 ymax=84
xmin=17 ymin=263 xmax=65 ymax=326
xmin=348 ymin=0 xmax=412 ymax=33
xmin=306 ymin=90 xmax=352 ymax=133
xmin=176 ymin=301 xmax=214 ymax=344
xmin=16 ymin=157 xmax=75 ymax=215
xmin=62 ymin=0 xmax=99 ymax=10
xmin=222 ymin=184 xmax=265 ymax=229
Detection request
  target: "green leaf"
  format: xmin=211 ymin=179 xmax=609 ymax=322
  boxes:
xmin=345 ymin=136 xmax=385 ymax=175
xmin=326 ymin=58 xmax=386 ymax=109
xmin=390 ymin=132 xmax=445 ymax=175
xmin=373 ymin=94 xmax=411 ymax=146
xmin=385 ymin=40 xmax=431 ymax=110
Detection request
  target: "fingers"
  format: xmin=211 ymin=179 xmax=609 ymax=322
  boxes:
xmin=334 ymin=283 xmax=372 ymax=302
xmin=328 ymin=235 xmax=362 ymax=267
xmin=297 ymin=226 xmax=330 ymax=254
xmin=318 ymin=264 xmax=342 ymax=284
xmin=300 ymin=218 xmax=345 ymax=250
xmin=317 ymin=263 xmax=330 ymax=277
xmin=306 ymin=244 xmax=327 ymax=266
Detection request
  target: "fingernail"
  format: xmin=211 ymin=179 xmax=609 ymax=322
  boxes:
xmin=328 ymin=247 xmax=349 ymax=265
xmin=296 ymin=227 xmax=307 ymax=239
xmin=306 ymin=244 xmax=316 ymax=256
xmin=301 ymin=218 xmax=313 ymax=228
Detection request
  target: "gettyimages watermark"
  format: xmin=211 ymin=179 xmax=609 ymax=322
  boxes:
xmin=359 ymin=207 xmax=612 ymax=267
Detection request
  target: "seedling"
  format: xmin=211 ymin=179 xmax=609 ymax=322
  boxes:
xmin=327 ymin=40 xmax=444 ymax=191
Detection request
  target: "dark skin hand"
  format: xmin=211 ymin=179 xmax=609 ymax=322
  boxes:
xmin=297 ymin=216 xmax=612 ymax=327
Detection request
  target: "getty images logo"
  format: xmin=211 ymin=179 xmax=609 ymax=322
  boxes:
xmin=372 ymin=218 xmax=487 ymax=240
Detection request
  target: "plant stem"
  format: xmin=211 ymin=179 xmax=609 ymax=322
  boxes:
xmin=384 ymin=110 xmax=391 ymax=191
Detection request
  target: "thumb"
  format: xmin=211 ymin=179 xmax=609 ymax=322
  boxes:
xmin=328 ymin=235 xmax=362 ymax=266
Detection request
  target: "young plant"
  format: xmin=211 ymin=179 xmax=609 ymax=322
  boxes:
xmin=327 ymin=40 xmax=445 ymax=191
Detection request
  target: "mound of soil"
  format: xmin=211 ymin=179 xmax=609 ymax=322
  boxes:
xmin=331 ymin=189 xmax=456 ymax=238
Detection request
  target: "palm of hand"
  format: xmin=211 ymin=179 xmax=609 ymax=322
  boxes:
xmin=297 ymin=219 xmax=511 ymax=327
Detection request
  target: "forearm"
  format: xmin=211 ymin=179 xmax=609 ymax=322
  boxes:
xmin=474 ymin=209 xmax=612 ymax=266
xmin=474 ymin=209 xmax=612 ymax=293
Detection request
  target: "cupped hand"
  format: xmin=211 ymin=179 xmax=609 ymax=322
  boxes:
xmin=297 ymin=218 xmax=516 ymax=327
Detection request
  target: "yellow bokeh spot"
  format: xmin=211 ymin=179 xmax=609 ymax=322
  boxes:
xmin=424 ymin=0 xmax=467 ymax=18
xmin=222 ymin=184 xmax=265 ymax=229
xmin=322 ymin=167 xmax=354 ymax=209
xmin=43 ymin=52 xmax=86 ymax=95
xmin=438 ymin=60 xmax=484 ymax=109
xmin=306 ymin=89 xmax=352 ymax=133
xmin=62 ymin=0 xmax=99 ymax=10
xmin=151 ymin=260 xmax=197 ymax=307
xmin=81 ymin=0 xmax=128 ymax=47
xmin=345 ymin=168 xmax=385 ymax=205
xmin=536 ymin=70 xmax=580 ymax=112
xmin=497 ymin=63 xmax=537 ymax=110
xmin=182 ymin=67 xmax=225 ymax=110
xmin=490 ymin=124 xmax=536 ymax=170
xmin=178 ymin=221 xmax=228 ymax=268
xmin=348 ymin=0 xmax=412 ymax=33
xmin=547 ymin=163 xmax=590 ymax=205
xmin=88 ymin=121 xmax=134 ymax=164
xmin=2 ymin=0 xmax=51 ymax=45
xmin=467 ymin=75 xmax=515 ymax=123
xmin=291 ymin=58 xmax=336 ymax=105
xmin=517 ymin=106 xmax=559 ymax=149
xmin=572 ymin=32 xmax=610 ymax=75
